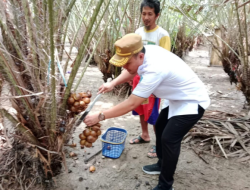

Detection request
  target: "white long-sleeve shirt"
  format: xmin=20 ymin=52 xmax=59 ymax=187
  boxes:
xmin=133 ymin=45 xmax=210 ymax=119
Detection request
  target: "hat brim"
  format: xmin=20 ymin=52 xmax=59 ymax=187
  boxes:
xmin=109 ymin=54 xmax=133 ymax=67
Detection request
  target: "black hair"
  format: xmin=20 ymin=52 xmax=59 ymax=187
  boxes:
xmin=141 ymin=46 xmax=146 ymax=54
xmin=133 ymin=46 xmax=146 ymax=58
xmin=140 ymin=0 xmax=160 ymax=15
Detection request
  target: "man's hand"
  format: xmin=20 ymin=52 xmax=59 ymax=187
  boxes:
xmin=98 ymin=82 xmax=115 ymax=94
xmin=98 ymin=70 xmax=136 ymax=94
xmin=84 ymin=113 xmax=99 ymax=126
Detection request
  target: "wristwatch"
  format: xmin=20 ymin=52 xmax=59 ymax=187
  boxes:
xmin=98 ymin=112 xmax=106 ymax=121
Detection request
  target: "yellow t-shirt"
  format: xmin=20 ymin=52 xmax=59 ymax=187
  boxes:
xmin=135 ymin=25 xmax=171 ymax=51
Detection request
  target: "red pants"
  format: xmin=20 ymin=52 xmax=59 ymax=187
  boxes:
xmin=132 ymin=75 xmax=160 ymax=123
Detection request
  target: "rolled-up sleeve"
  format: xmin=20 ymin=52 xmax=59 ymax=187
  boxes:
xmin=132 ymin=72 xmax=163 ymax=98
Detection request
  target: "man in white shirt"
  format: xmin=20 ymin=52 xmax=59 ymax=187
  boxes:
xmin=84 ymin=34 xmax=210 ymax=190
xmin=131 ymin=0 xmax=171 ymax=159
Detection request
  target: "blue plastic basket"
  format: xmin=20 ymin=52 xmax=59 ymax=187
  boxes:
xmin=100 ymin=127 xmax=127 ymax=159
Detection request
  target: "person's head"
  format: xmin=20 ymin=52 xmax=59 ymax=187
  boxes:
xmin=140 ymin=0 xmax=160 ymax=30
xmin=109 ymin=34 xmax=145 ymax=75
xmin=123 ymin=47 xmax=145 ymax=74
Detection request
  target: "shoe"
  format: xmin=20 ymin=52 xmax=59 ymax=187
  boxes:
xmin=142 ymin=163 xmax=161 ymax=175
xmin=152 ymin=184 xmax=174 ymax=190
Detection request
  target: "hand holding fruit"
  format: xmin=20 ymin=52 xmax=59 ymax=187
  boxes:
xmin=84 ymin=113 xmax=99 ymax=126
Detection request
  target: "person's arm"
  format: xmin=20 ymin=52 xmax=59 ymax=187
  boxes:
xmin=84 ymin=94 xmax=146 ymax=126
xmin=98 ymin=69 xmax=136 ymax=93
xmin=111 ymin=69 xmax=136 ymax=86
xmin=103 ymin=94 xmax=145 ymax=119
xmin=85 ymin=71 xmax=164 ymax=126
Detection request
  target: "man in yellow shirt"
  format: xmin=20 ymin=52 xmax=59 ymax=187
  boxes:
xmin=130 ymin=0 xmax=171 ymax=159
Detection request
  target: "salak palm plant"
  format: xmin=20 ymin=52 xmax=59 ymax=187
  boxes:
xmin=160 ymin=0 xmax=250 ymax=105
xmin=0 ymin=0 xmax=118 ymax=188
xmin=199 ymin=0 xmax=250 ymax=105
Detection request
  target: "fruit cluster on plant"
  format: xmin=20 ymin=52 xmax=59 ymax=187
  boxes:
xmin=67 ymin=91 xmax=92 ymax=113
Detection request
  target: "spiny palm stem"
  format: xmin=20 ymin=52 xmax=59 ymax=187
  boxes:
xmin=59 ymin=16 xmax=70 ymax=62
xmin=63 ymin=0 xmax=92 ymax=75
xmin=0 ymin=109 xmax=40 ymax=145
xmin=0 ymin=18 xmax=25 ymax=64
xmin=235 ymin=1 xmax=247 ymax=87
xmin=114 ymin=0 xmax=130 ymax=44
xmin=85 ymin=0 xmax=112 ymax=55
xmin=60 ymin=0 xmax=105 ymax=115
xmin=243 ymin=1 xmax=249 ymax=85
xmin=74 ymin=0 xmax=122 ymax=91
xmin=0 ymin=50 xmax=42 ymax=134
xmin=56 ymin=0 xmax=77 ymax=62
xmin=21 ymin=0 xmax=41 ymax=93
xmin=48 ymin=0 xmax=57 ymax=143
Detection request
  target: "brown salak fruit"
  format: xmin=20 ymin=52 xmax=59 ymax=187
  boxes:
xmin=68 ymin=143 xmax=77 ymax=147
xmin=86 ymin=91 xmax=92 ymax=98
xmin=73 ymin=93 xmax=81 ymax=101
xmin=79 ymin=101 xmax=85 ymax=108
xmin=70 ymin=106 xmax=77 ymax=112
xmin=69 ymin=152 xmax=77 ymax=157
xmin=85 ymin=142 xmax=92 ymax=148
xmin=87 ymin=135 xmax=95 ymax=143
xmin=74 ymin=101 xmax=80 ymax=108
xmin=89 ymin=166 xmax=96 ymax=172
xmin=83 ymin=129 xmax=90 ymax=136
xmin=81 ymin=93 xmax=89 ymax=98
xmin=79 ymin=133 xmax=86 ymax=140
xmin=95 ymin=123 xmax=101 ymax=127
xmin=68 ymin=97 xmax=75 ymax=104
xmin=83 ymin=97 xmax=90 ymax=104
xmin=80 ymin=140 xmax=86 ymax=146
xmin=91 ymin=126 xmax=100 ymax=132
xmin=90 ymin=131 xmax=97 ymax=137
xmin=97 ymin=130 xmax=101 ymax=136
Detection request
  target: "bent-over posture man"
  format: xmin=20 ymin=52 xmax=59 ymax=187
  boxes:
xmin=84 ymin=34 xmax=210 ymax=190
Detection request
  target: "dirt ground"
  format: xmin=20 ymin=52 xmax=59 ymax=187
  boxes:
xmin=53 ymin=46 xmax=250 ymax=190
